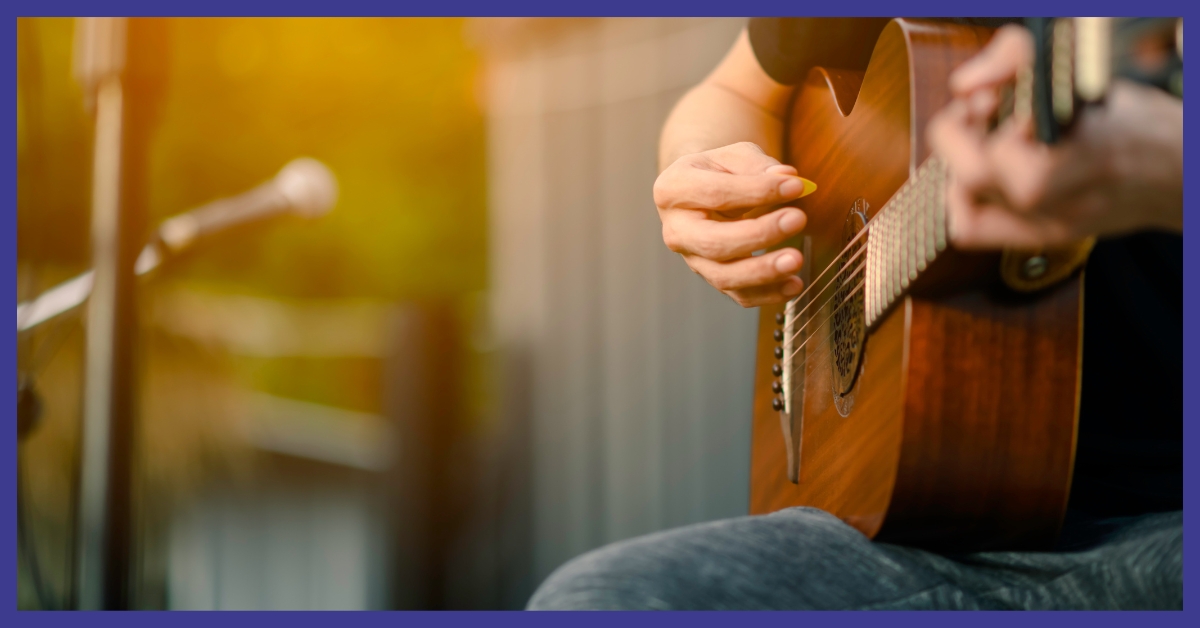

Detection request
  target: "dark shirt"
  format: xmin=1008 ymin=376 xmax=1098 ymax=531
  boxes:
xmin=747 ymin=17 xmax=1183 ymax=517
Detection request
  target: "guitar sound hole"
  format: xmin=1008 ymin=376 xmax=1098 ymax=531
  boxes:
xmin=831 ymin=201 xmax=868 ymax=404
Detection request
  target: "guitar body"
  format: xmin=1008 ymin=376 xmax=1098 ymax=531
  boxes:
xmin=749 ymin=19 xmax=1083 ymax=551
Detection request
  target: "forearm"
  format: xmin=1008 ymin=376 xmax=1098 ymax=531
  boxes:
xmin=658 ymin=81 xmax=787 ymax=172
xmin=658 ymin=28 xmax=794 ymax=172
xmin=1109 ymin=82 xmax=1183 ymax=233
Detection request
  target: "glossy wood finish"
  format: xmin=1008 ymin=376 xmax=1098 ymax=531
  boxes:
xmin=750 ymin=20 xmax=1083 ymax=551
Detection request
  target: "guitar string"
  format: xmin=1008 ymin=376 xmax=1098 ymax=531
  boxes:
xmin=778 ymin=320 xmax=840 ymax=400
xmin=772 ymin=280 xmax=874 ymax=416
xmin=775 ymin=243 xmax=867 ymax=348
xmin=779 ymin=216 xmax=875 ymax=320
xmin=777 ymin=159 xmax=928 ymax=319
xmin=773 ymin=294 xmax=862 ymax=412
xmin=776 ymin=164 xmax=947 ymax=393
xmin=778 ymin=156 xmax=944 ymax=339
xmin=784 ymin=274 xmax=866 ymax=366
xmin=778 ymin=256 xmax=866 ymax=349
xmin=769 ymin=278 xmax=867 ymax=406
xmin=777 ymin=179 xmax=905 ymax=324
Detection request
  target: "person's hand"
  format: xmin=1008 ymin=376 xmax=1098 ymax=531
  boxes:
xmin=927 ymin=25 xmax=1183 ymax=249
xmin=653 ymin=142 xmax=811 ymax=307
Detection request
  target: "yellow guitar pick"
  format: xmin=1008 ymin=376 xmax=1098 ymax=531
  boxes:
xmin=794 ymin=177 xmax=818 ymax=199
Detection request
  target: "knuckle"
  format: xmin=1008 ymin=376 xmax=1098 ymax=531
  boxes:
xmin=954 ymin=168 xmax=988 ymax=197
xmin=758 ymin=254 xmax=783 ymax=281
xmin=746 ymin=222 xmax=779 ymax=253
xmin=696 ymin=186 xmax=727 ymax=209
xmin=927 ymin=113 xmax=949 ymax=145
xmin=701 ymin=266 xmax=729 ymax=290
xmin=653 ymin=170 xmax=689 ymax=209
xmin=747 ymin=182 xmax=775 ymax=207
xmin=652 ymin=177 xmax=671 ymax=208
xmin=758 ymin=215 xmax=783 ymax=243
xmin=662 ymin=224 xmax=684 ymax=253
xmin=690 ymin=231 xmax=724 ymax=259
xmin=734 ymin=141 xmax=764 ymax=155
xmin=951 ymin=221 xmax=977 ymax=246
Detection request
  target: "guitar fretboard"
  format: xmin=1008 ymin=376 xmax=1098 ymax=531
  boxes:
xmin=863 ymin=157 xmax=949 ymax=327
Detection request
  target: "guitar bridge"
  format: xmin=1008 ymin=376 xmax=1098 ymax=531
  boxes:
xmin=776 ymin=236 xmax=811 ymax=484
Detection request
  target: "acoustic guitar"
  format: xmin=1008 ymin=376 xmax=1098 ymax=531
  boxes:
xmin=749 ymin=19 xmax=1089 ymax=552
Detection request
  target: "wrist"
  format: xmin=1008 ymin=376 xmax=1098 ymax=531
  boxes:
xmin=1107 ymin=82 xmax=1184 ymax=233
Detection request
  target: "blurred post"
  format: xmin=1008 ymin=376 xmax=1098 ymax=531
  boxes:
xmin=384 ymin=302 xmax=465 ymax=609
xmin=73 ymin=16 xmax=132 ymax=610
xmin=72 ymin=17 xmax=167 ymax=609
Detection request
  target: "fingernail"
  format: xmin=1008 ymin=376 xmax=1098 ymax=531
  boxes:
xmin=775 ymin=252 xmax=800 ymax=273
xmin=778 ymin=209 xmax=805 ymax=233
xmin=779 ymin=177 xmax=804 ymax=198
xmin=782 ymin=279 xmax=803 ymax=297
xmin=766 ymin=164 xmax=797 ymax=175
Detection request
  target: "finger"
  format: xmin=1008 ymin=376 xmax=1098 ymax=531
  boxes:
xmin=949 ymin=25 xmax=1034 ymax=96
xmin=983 ymin=124 xmax=1058 ymax=213
xmin=656 ymin=164 xmax=810 ymax=213
xmin=947 ymin=181 xmax=1070 ymax=249
xmin=706 ymin=141 xmax=788 ymax=175
xmin=662 ymin=207 xmax=807 ymax=261
xmin=928 ymin=99 xmax=996 ymax=194
xmin=966 ymin=87 xmax=999 ymax=121
xmin=686 ymin=247 xmax=803 ymax=291
xmin=725 ymin=276 xmax=805 ymax=308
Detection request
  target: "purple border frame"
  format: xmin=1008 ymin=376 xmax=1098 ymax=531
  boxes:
xmin=6 ymin=0 xmax=1194 ymax=624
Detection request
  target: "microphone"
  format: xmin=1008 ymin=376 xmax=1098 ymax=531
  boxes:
xmin=17 ymin=158 xmax=338 ymax=333
xmin=155 ymin=157 xmax=338 ymax=254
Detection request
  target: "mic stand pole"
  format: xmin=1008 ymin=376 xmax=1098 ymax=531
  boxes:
xmin=73 ymin=17 xmax=137 ymax=610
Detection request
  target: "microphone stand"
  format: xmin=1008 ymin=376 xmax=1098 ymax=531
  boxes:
xmin=73 ymin=17 xmax=137 ymax=610
xmin=25 ymin=21 xmax=329 ymax=608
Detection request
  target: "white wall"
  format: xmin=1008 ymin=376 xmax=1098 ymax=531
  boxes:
xmin=480 ymin=18 xmax=756 ymax=596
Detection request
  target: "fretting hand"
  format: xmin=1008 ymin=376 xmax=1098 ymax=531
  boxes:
xmin=927 ymin=25 xmax=1183 ymax=249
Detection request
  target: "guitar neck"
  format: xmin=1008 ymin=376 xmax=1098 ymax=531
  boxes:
xmin=863 ymin=157 xmax=949 ymax=328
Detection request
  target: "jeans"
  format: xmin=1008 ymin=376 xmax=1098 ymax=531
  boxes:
xmin=527 ymin=507 xmax=1182 ymax=610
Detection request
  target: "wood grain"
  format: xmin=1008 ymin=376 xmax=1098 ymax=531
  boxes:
xmin=750 ymin=19 xmax=1082 ymax=551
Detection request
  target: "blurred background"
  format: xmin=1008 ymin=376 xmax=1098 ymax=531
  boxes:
xmin=16 ymin=17 xmax=752 ymax=610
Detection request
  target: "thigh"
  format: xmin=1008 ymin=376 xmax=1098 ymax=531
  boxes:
xmin=527 ymin=508 xmax=1182 ymax=610
xmin=953 ymin=510 xmax=1183 ymax=610
xmin=527 ymin=507 xmax=976 ymax=610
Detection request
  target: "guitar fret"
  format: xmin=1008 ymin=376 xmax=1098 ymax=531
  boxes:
xmin=915 ymin=169 xmax=928 ymax=272
xmin=908 ymin=183 xmax=918 ymax=283
xmin=904 ymin=181 xmax=917 ymax=285
xmin=880 ymin=203 xmax=889 ymax=306
xmin=862 ymin=157 xmax=950 ymax=329
xmin=924 ymin=165 xmax=938 ymax=263
xmin=866 ymin=220 xmax=877 ymax=323
xmin=891 ymin=190 xmax=902 ymax=299
xmin=879 ymin=209 xmax=889 ymax=321
xmin=886 ymin=205 xmax=897 ymax=302
xmin=898 ymin=185 xmax=910 ymax=290
xmin=933 ymin=158 xmax=947 ymax=252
